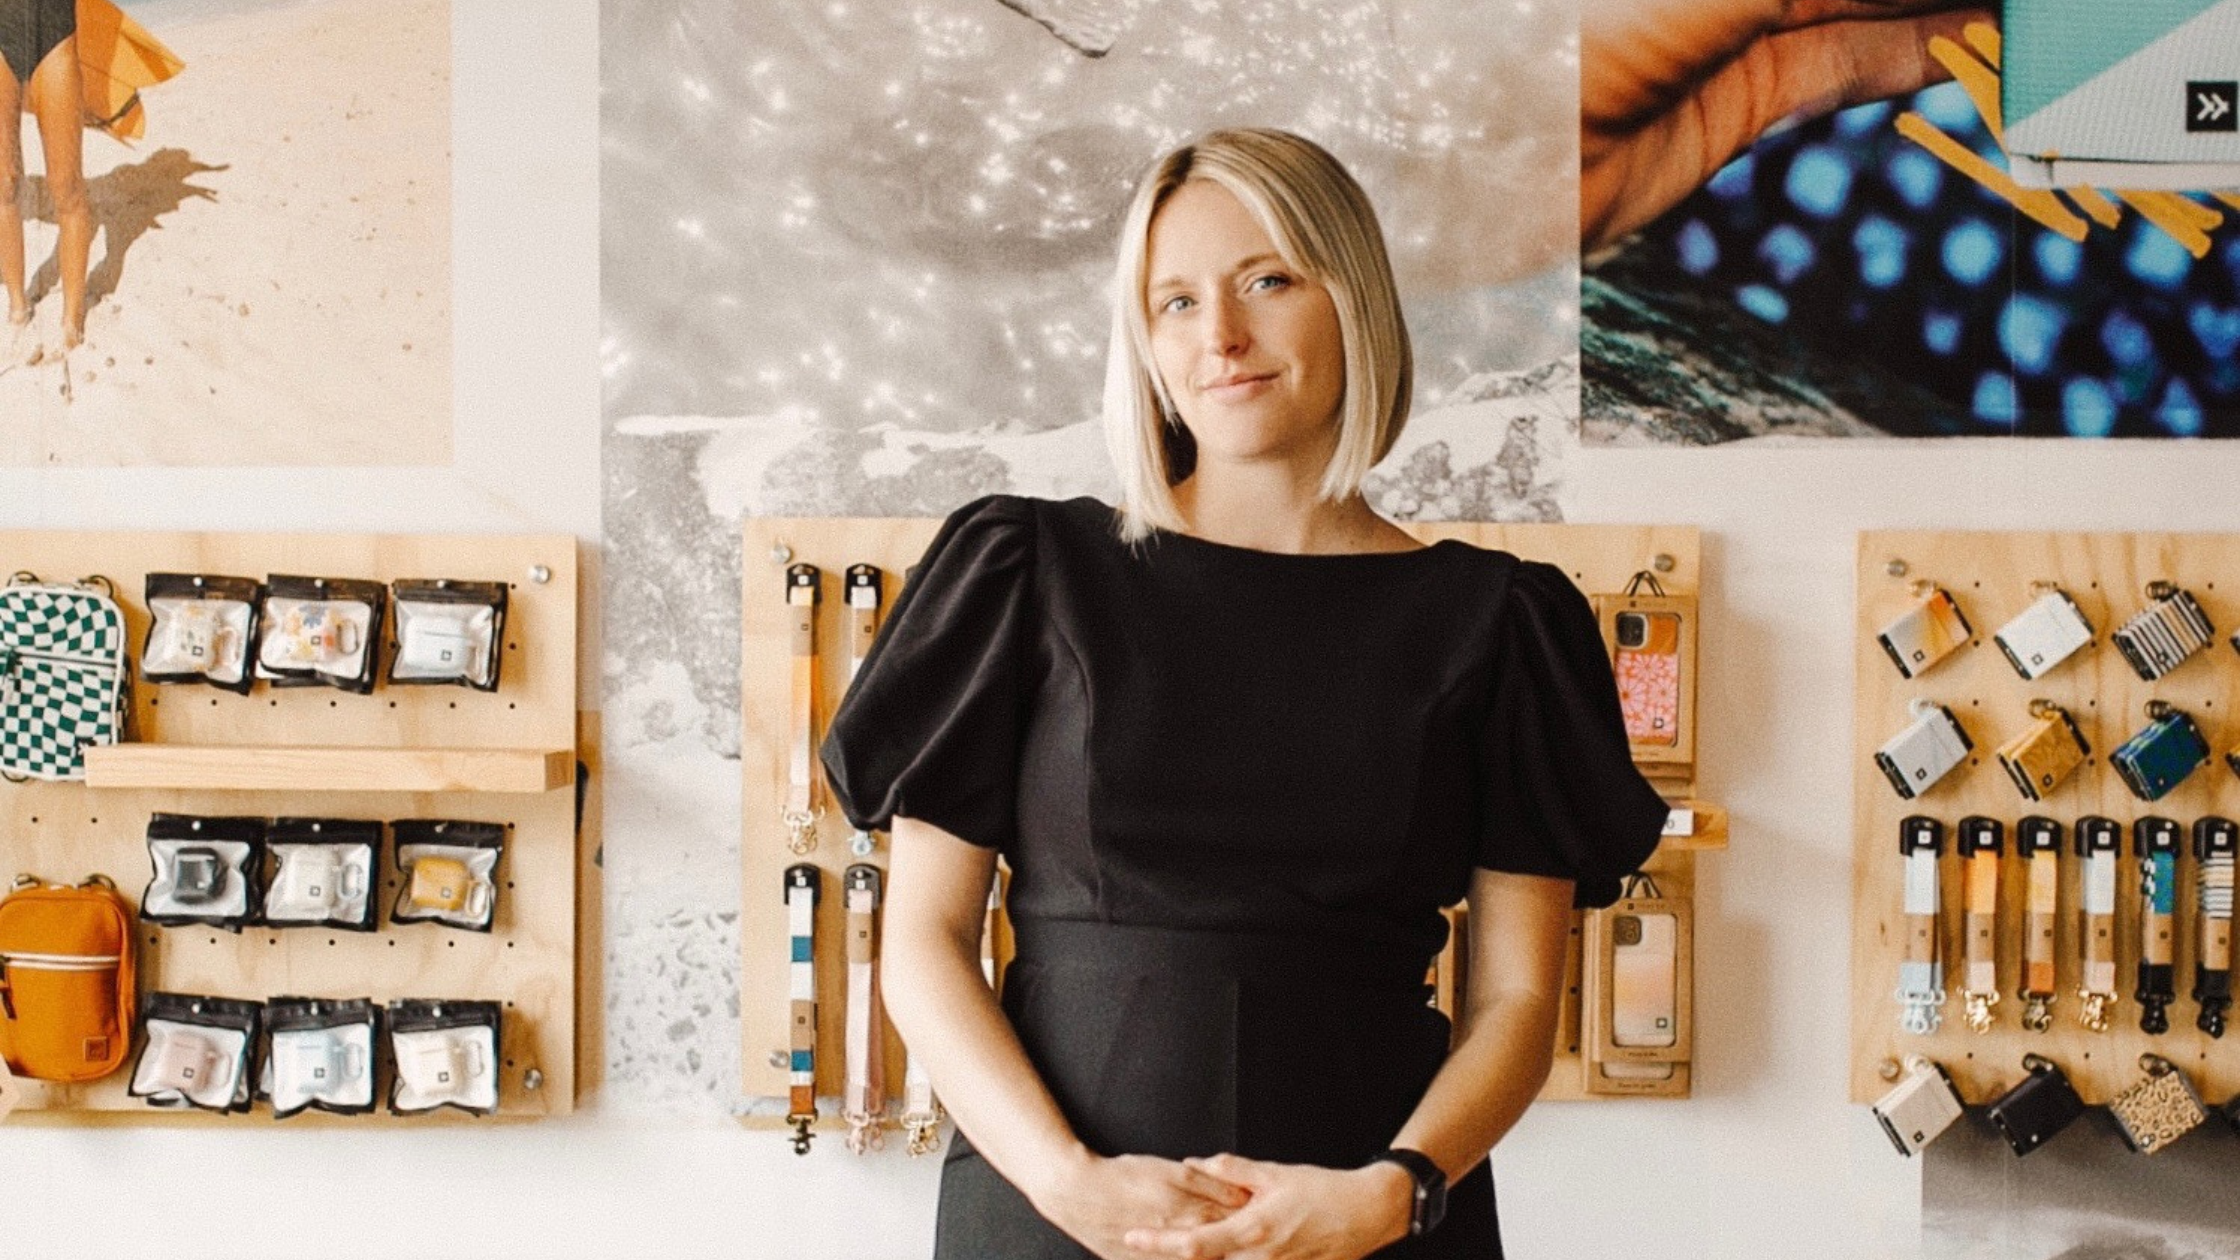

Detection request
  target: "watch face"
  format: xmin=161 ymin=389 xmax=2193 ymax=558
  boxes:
xmin=1417 ymin=1176 xmax=1447 ymax=1235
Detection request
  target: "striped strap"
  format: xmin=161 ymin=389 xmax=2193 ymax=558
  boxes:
xmin=1959 ymin=817 xmax=2002 ymax=1032
xmin=784 ymin=565 xmax=822 ymax=856
xmin=841 ymin=864 xmax=886 ymax=1153
xmin=2194 ymin=818 xmax=2235 ymax=1038
xmin=785 ymin=864 xmax=821 ymax=1154
xmin=1897 ymin=816 xmax=1946 ymax=1035
xmin=2018 ymin=817 xmax=2061 ymax=1031
xmin=844 ymin=566 xmax=883 ymax=859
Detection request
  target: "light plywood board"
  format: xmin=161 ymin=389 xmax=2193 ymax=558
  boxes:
xmin=1854 ymin=531 xmax=2240 ymax=1105
xmin=0 ymin=532 xmax=579 ymax=1123
xmin=742 ymin=512 xmax=1705 ymax=1125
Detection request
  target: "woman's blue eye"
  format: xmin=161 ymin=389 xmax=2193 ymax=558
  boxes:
xmin=1159 ymin=294 xmax=1194 ymax=314
xmin=1250 ymin=274 xmax=1292 ymax=292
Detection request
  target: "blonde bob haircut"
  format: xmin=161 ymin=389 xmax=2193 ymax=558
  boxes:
xmin=1102 ymin=127 xmax=1413 ymax=544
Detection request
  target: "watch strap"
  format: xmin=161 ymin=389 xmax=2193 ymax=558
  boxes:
xmin=1368 ymin=1147 xmax=1446 ymax=1237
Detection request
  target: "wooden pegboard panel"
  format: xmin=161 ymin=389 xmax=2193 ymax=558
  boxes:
xmin=0 ymin=532 xmax=579 ymax=1122
xmin=1853 ymin=530 xmax=2240 ymax=1105
xmin=741 ymin=512 xmax=1706 ymax=1124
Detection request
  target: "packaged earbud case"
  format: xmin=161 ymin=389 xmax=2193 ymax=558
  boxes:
xmin=388 ymin=580 xmax=508 ymax=691
xmin=263 ymin=819 xmax=381 ymax=932
xmin=140 ymin=814 xmax=264 ymax=930
xmin=141 ymin=573 xmax=262 ymax=694
xmin=130 ymin=994 xmax=261 ymax=1115
xmin=256 ymin=576 xmax=386 ymax=694
xmin=387 ymin=999 xmax=503 ymax=1117
xmin=391 ymin=821 xmax=505 ymax=933
xmin=262 ymin=997 xmax=380 ymax=1119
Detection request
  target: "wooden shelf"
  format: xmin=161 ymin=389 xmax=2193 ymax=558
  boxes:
xmin=1659 ymin=801 xmax=1729 ymax=851
xmin=84 ymin=745 xmax=575 ymax=794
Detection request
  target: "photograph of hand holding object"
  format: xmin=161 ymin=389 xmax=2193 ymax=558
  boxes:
xmin=1584 ymin=0 xmax=2240 ymax=439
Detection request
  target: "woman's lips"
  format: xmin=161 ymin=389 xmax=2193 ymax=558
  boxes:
xmin=1202 ymin=371 xmax=1277 ymax=401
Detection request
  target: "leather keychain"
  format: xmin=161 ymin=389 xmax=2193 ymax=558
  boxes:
xmin=841 ymin=864 xmax=887 ymax=1154
xmin=1959 ymin=816 xmax=2003 ymax=1032
xmin=2017 ymin=816 xmax=2062 ymax=1032
xmin=1898 ymin=816 xmax=1947 ymax=1035
xmin=2195 ymin=817 xmax=2236 ymax=1037
xmin=784 ymin=564 xmax=823 ymax=856
xmin=2135 ymin=817 xmax=2181 ymax=1035
xmin=1986 ymin=1054 xmax=2086 ymax=1156
xmin=2076 ymin=816 xmax=2121 ymax=1031
xmin=843 ymin=565 xmax=884 ymax=858
xmin=1873 ymin=1054 xmax=1965 ymax=1157
xmin=785 ymin=863 xmax=822 ymax=1154
xmin=2109 ymin=1054 xmax=2207 ymax=1154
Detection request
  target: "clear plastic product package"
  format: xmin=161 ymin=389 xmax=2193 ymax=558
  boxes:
xmin=387 ymin=999 xmax=502 ymax=1117
xmin=388 ymin=580 xmax=508 ymax=691
xmin=391 ymin=820 xmax=505 ymax=933
xmin=263 ymin=819 xmax=381 ymax=931
xmin=140 ymin=814 xmax=263 ymax=930
xmin=141 ymin=573 xmax=261 ymax=693
xmin=129 ymin=993 xmax=261 ymax=1114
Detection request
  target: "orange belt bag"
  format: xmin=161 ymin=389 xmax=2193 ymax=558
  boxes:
xmin=0 ymin=875 xmax=137 ymax=1082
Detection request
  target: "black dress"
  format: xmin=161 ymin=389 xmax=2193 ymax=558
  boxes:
xmin=820 ymin=493 xmax=1669 ymax=1259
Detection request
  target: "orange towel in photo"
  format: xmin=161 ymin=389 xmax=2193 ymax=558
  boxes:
xmin=75 ymin=0 xmax=183 ymax=141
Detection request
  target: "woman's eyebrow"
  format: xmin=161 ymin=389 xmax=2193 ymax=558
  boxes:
xmin=1148 ymin=252 xmax=1287 ymax=294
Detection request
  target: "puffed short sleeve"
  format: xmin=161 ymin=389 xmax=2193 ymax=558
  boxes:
xmin=1475 ymin=561 xmax=1670 ymax=908
xmin=819 ymin=493 xmax=1038 ymax=851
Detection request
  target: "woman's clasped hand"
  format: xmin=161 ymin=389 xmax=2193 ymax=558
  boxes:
xmin=1031 ymin=1149 xmax=1413 ymax=1260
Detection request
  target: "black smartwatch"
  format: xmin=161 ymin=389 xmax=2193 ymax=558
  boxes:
xmin=1367 ymin=1148 xmax=1447 ymax=1237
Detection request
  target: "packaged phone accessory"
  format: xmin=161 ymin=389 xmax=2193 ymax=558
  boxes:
xmin=263 ymin=819 xmax=380 ymax=931
xmin=256 ymin=575 xmax=385 ymax=694
xmin=262 ymin=996 xmax=379 ymax=1119
xmin=129 ymin=993 xmax=260 ymax=1114
xmin=387 ymin=999 xmax=502 ymax=1117
xmin=141 ymin=573 xmax=260 ymax=693
xmin=140 ymin=814 xmax=263 ymax=930
xmin=389 ymin=579 xmax=507 ymax=691
xmin=391 ymin=820 xmax=505 ymax=932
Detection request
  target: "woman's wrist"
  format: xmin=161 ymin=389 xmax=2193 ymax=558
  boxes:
xmin=1356 ymin=1160 xmax=1416 ymax=1245
xmin=1019 ymin=1139 xmax=1101 ymax=1215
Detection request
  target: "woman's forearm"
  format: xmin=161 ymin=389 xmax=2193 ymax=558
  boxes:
xmin=882 ymin=916 xmax=1092 ymax=1206
xmin=1386 ymin=989 xmax=1560 ymax=1184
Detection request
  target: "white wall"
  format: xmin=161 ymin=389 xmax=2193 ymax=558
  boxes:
xmin=13 ymin=1 xmax=2240 ymax=1255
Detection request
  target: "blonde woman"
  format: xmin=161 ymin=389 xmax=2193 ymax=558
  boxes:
xmin=824 ymin=128 xmax=1666 ymax=1260
xmin=2 ymin=0 xmax=90 ymax=346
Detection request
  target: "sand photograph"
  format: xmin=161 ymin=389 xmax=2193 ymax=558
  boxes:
xmin=1 ymin=0 xmax=450 ymax=465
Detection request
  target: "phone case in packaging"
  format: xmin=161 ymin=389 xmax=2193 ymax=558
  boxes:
xmin=1583 ymin=881 xmax=1692 ymax=1094
xmin=1594 ymin=588 xmax=1697 ymax=772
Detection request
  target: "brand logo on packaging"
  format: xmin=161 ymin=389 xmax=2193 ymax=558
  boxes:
xmin=2191 ymin=82 xmax=2238 ymax=132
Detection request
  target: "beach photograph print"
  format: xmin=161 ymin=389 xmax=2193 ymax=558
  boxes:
xmin=1 ymin=0 xmax=451 ymax=465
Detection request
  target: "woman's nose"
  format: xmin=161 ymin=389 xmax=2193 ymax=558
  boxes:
xmin=1204 ymin=294 xmax=1249 ymax=357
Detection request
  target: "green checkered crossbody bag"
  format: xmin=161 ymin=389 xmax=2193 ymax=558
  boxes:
xmin=0 ymin=574 xmax=130 ymax=782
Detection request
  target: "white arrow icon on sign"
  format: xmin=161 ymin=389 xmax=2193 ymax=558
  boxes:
xmin=2199 ymin=92 xmax=2233 ymax=123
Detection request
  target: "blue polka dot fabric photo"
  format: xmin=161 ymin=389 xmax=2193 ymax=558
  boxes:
xmin=1585 ymin=82 xmax=2240 ymax=441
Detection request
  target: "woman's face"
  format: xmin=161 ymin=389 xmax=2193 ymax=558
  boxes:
xmin=1143 ymin=179 xmax=1345 ymax=473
